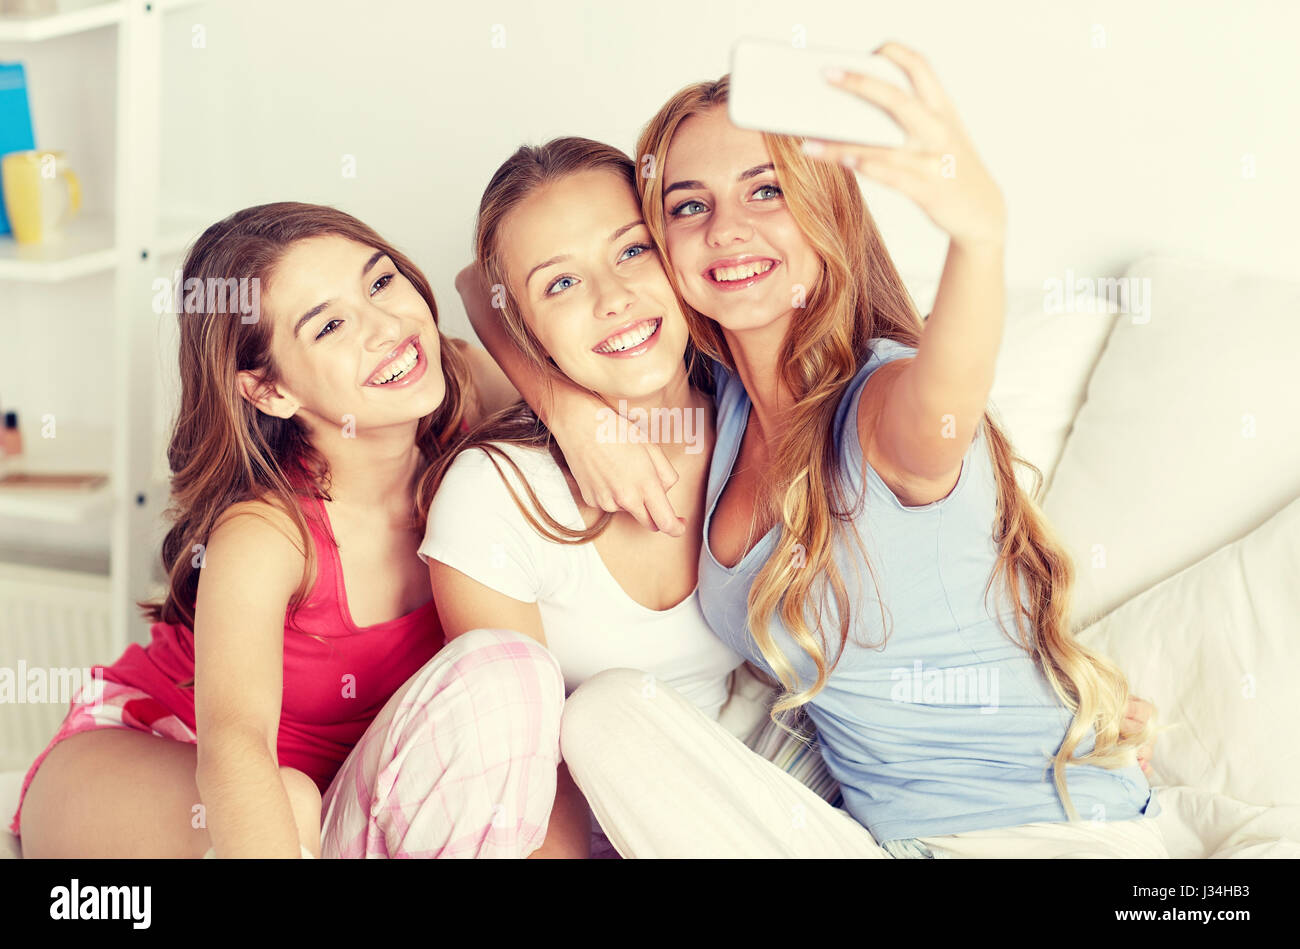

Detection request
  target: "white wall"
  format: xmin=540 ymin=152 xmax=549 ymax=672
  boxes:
xmin=156 ymin=0 xmax=1298 ymax=344
xmin=1 ymin=0 xmax=1295 ymax=559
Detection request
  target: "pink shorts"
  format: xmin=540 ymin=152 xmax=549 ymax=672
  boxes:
xmin=9 ymin=675 xmax=197 ymax=838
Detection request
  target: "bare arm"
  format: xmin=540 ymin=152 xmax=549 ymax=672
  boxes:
xmin=450 ymin=337 xmax=521 ymax=428
xmin=805 ymin=43 xmax=1007 ymax=504
xmin=427 ymin=559 xmax=592 ymax=858
xmin=193 ymin=503 xmax=311 ymax=858
xmin=861 ymin=240 xmax=1005 ymax=503
xmin=456 ymin=264 xmax=685 ymax=537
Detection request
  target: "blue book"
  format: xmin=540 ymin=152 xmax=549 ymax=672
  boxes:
xmin=0 ymin=63 xmax=37 ymax=236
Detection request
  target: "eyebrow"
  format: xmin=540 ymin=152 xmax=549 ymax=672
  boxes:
xmin=293 ymin=249 xmax=387 ymax=337
xmin=523 ymin=220 xmax=645 ymax=290
xmin=663 ymin=163 xmax=775 ymax=198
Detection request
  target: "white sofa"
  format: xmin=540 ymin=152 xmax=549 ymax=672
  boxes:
xmin=3 ymin=253 xmax=1297 ymax=858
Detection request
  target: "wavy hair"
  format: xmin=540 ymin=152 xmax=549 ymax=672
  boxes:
xmin=142 ymin=202 xmax=474 ymax=630
xmin=635 ymin=76 xmax=1149 ymax=819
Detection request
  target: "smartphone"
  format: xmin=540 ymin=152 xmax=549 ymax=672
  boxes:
xmin=728 ymin=37 xmax=909 ymax=147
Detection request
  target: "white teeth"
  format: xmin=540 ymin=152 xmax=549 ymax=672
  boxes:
xmin=372 ymin=343 xmax=418 ymax=384
xmin=712 ymin=260 xmax=774 ymax=282
xmin=595 ymin=319 xmax=659 ymax=354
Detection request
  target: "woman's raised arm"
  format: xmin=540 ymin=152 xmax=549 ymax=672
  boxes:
xmin=805 ymin=43 xmax=1006 ymax=501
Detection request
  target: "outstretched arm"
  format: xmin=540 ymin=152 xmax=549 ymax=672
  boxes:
xmin=806 ymin=43 xmax=1006 ymax=504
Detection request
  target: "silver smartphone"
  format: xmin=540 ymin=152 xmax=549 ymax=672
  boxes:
xmin=728 ymin=37 xmax=909 ymax=147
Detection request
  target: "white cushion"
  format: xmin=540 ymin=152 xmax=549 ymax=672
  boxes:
xmin=1076 ymin=495 xmax=1300 ymax=808
xmin=1044 ymin=256 xmax=1300 ymax=627
xmin=904 ymin=275 xmax=1115 ymax=496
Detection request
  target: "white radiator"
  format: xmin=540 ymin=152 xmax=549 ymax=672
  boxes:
xmin=0 ymin=564 xmax=113 ymax=772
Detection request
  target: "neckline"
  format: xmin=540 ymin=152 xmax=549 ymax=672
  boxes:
xmin=503 ymin=442 xmax=702 ymax=617
xmin=308 ymin=492 xmax=437 ymax=635
xmin=702 ymin=398 xmax=778 ymax=575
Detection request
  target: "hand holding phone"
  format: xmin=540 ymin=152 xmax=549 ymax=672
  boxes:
xmin=732 ymin=39 xmax=1006 ymax=249
xmin=728 ymin=38 xmax=910 ymax=147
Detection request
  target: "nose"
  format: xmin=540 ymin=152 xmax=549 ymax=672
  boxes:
xmin=361 ymin=298 xmax=405 ymax=352
xmin=593 ymin=272 xmax=637 ymax=321
xmin=704 ymin=199 xmax=753 ymax=248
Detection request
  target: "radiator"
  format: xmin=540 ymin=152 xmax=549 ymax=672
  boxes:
xmin=0 ymin=564 xmax=113 ymax=772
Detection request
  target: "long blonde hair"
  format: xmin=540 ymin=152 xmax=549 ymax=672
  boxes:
xmin=635 ymin=77 xmax=1148 ymax=819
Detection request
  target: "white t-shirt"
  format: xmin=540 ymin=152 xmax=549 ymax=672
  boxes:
xmin=419 ymin=441 xmax=744 ymax=720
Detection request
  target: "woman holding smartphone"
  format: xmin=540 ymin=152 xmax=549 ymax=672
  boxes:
xmin=475 ymin=43 xmax=1161 ymax=857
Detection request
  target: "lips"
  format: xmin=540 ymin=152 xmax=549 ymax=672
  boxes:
xmin=703 ymin=255 xmax=780 ymax=291
xmin=365 ymin=334 xmax=428 ymax=388
xmin=592 ymin=317 xmax=663 ymax=358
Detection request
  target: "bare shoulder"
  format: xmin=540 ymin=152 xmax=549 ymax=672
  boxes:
xmin=855 ymin=356 xmax=914 ymax=463
xmin=207 ymin=497 xmax=307 ymax=579
xmin=855 ymin=356 xmax=961 ymax=506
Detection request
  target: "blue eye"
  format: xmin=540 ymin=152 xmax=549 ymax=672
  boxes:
xmin=546 ymin=275 xmax=577 ymax=296
xmin=669 ymin=199 xmax=707 ymax=218
xmin=620 ymin=243 xmax=653 ymax=261
xmin=371 ymin=273 xmax=394 ymax=295
xmin=753 ymin=184 xmax=782 ymax=200
xmin=315 ymin=318 xmax=343 ymax=340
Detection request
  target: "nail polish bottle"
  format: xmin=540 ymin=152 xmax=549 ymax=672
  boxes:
xmin=0 ymin=412 xmax=21 ymax=457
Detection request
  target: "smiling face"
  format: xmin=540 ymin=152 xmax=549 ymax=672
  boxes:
xmin=496 ymin=168 xmax=691 ymax=402
xmin=247 ymin=235 xmax=446 ymax=434
xmin=660 ymin=105 xmax=822 ymax=336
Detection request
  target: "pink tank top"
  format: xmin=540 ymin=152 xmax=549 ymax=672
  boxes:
xmin=99 ymin=491 xmax=444 ymax=793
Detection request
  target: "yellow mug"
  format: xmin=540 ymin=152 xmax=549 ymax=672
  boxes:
xmin=2 ymin=150 xmax=82 ymax=245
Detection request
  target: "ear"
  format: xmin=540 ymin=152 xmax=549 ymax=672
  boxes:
xmin=237 ymin=370 xmax=301 ymax=420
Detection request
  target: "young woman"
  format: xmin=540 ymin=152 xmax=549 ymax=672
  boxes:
xmin=477 ymin=46 xmax=1162 ymax=858
xmin=405 ymin=136 xmax=865 ymax=858
xmin=11 ymin=202 xmax=567 ymax=859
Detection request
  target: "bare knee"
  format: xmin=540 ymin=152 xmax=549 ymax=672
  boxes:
xmin=278 ymin=766 xmax=322 ymax=857
xmin=20 ymin=731 xmax=206 ymax=858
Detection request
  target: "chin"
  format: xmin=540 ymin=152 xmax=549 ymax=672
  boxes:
xmin=418 ymin=376 xmax=448 ymax=416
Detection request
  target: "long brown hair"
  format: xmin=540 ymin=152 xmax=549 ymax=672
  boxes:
xmin=636 ymin=77 xmax=1148 ymax=819
xmin=416 ymin=137 xmax=712 ymax=539
xmin=142 ymin=202 xmax=474 ymax=629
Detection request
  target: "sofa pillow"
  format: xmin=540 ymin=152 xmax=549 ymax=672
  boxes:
xmin=1043 ymin=255 xmax=1300 ymax=627
xmin=1076 ymin=495 xmax=1300 ymax=808
xmin=903 ymin=275 xmax=1115 ymax=496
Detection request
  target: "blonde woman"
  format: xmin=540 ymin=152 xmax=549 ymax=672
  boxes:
xmin=475 ymin=45 xmax=1161 ymax=858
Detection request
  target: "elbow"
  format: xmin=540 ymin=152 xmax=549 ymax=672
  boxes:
xmin=195 ymin=725 xmax=277 ymax=792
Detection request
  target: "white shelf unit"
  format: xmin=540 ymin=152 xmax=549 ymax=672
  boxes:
xmin=0 ymin=0 xmax=207 ymax=657
xmin=0 ymin=211 xmax=202 ymax=282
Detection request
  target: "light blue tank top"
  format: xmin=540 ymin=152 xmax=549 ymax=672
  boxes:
xmin=697 ymin=340 xmax=1158 ymax=843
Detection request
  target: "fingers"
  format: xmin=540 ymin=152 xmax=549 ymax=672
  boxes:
xmin=805 ymin=142 xmax=935 ymax=198
xmin=642 ymin=486 xmax=686 ymax=537
xmin=588 ymin=483 xmax=685 ymax=538
xmin=1122 ymin=695 xmax=1156 ymax=733
xmin=645 ymin=443 xmax=681 ymax=493
xmin=871 ymin=41 xmax=953 ymax=116
xmin=1137 ymin=741 xmax=1154 ymax=774
xmin=824 ymin=67 xmax=945 ymax=143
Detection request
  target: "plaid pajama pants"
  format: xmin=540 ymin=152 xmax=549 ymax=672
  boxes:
xmin=320 ymin=627 xmax=570 ymax=858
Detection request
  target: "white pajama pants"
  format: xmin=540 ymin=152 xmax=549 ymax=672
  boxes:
xmin=559 ymin=668 xmax=1172 ymax=859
